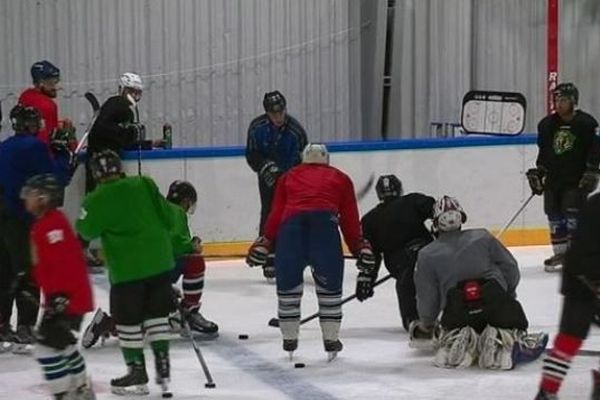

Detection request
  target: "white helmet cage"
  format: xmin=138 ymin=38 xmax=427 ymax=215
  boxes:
xmin=302 ymin=143 xmax=329 ymax=165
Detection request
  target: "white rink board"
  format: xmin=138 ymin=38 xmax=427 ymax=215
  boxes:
xmin=63 ymin=142 xmax=547 ymax=243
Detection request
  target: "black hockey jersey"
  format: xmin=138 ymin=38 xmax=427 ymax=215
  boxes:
xmin=361 ymin=193 xmax=435 ymax=272
xmin=562 ymin=193 xmax=600 ymax=300
xmin=88 ymin=95 xmax=138 ymax=154
xmin=536 ymin=110 xmax=600 ymax=189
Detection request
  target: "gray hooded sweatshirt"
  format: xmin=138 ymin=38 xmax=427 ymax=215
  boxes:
xmin=414 ymin=228 xmax=520 ymax=326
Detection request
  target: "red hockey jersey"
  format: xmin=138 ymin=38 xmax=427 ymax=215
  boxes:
xmin=264 ymin=163 xmax=363 ymax=254
xmin=31 ymin=209 xmax=94 ymax=316
xmin=19 ymin=88 xmax=58 ymax=145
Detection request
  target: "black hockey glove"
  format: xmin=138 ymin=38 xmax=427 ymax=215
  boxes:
xmin=259 ymin=161 xmax=282 ymax=188
xmin=355 ymin=239 xmax=376 ymax=273
xmin=526 ymin=167 xmax=546 ymax=195
xmin=355 ymin=272 xmax=376 ymax=302
xmin=579 ymin=168 xmax=600 ymax=193
xmin=246 ymin=236 xmax=273 ymax=267
xmin=44 ymin=294 xmax=70 ymax=319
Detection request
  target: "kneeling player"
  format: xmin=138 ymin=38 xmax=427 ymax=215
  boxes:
xmin=410 ymin=196 xmax=547 ymax=370
xmin=77 ymin=150 xmax=174 ymax=396
xmin=247 ymin=143 xmax=374 ymax=361
xmin=22 ymin=174 xmax=95 ymax=399
xmin=535 ymin=193 xmax=600 ymax=399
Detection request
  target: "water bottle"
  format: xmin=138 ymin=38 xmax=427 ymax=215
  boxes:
xmin=162 ymin=123 xmax=172 ymax=149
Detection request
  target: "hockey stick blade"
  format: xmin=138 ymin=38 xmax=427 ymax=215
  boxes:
xmin=84 ymin=91 xmax=101 ymax=112
xmin=268 ymin=274 xmax=393 ymax=328
xmin=356 ymin=173 xmax=375 ymax=201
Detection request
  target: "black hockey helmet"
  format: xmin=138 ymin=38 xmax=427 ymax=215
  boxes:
xmin=89 ymin=149 xmax=123 ymax=181
xmin=553 ymin=83 xmax=578 ymax=105
xmin=375 ymin=174 xmax=403 ymax=201
xmin=167 ymin=180 xmax=197 ymax=207
xmin=263 ymin=91 xmax=286 ymax=113
xmin=31 ymin=60 xmax=60 ymax=84
xmin=9 ymin=104 xmax=42 ymax=134
xmin=20 ymin=173 xmax=63 ymax=208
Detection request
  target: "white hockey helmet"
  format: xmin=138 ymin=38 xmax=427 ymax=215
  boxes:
xmin=119 ymin=72 xmax=143 ymax=91
xmin=302 ymin=143 xmax=329 ymax=165
xmin=433 ymin=195 xmax=467 ymax=232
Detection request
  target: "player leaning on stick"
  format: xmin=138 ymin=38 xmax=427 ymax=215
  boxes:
xmin=76 ymin=149 xmax=174 ymax=397
xmin=21 ymin=174 xmax=95 ymax=400
xmin=535 ymin=193 xmax=600 ymax=400
xmin=247 ymin=144 xmax=375 ymax=361
xmin=245 ymin=91 xmax=308 ymax=281
xmin=526 ymin=83 xmax=600 ymax=272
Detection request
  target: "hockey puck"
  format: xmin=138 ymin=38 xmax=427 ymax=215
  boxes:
xmin=294 ymin=362 xmax=306 ymax=368
xmin=238 ymin=334 xmax=249 ymax=340
xmin=205 ymin=382 xmax=216 ymax=389
xmin=162 ymin=392 xmax=173 ymax=398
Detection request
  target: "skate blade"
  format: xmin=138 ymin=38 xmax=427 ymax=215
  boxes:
xmin=12 ymin=343 xmax=33 ymax=355
xmin=544 ymin=264 xmax=562 ymax=273
xmin=327 ymin=351 xmax=338 ymax=362
xmin=158 ymin=380 xmax=173 ymax=398
xmin=178 ymin=330 xmax=219 ymax=340
xmin=110 ymin=384 xmax=149 ymax=396
xmin=409 ymin=338 xmax=435 ymax=351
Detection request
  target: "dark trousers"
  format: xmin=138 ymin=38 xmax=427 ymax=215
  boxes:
xmin=441 ymin=279 xmax=528 ymax=333
xmin=559 ymin=296 xmax=596 ymax=339
xmin=110 ymin=271 xmax=172 ymax=325
xmin=0 ymin=208 xmax=38 ymax=327
xmin=258 ymin=179 xmax=276 ymax=235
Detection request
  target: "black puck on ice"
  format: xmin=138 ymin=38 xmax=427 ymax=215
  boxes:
xmin=162 ymin=392 xmax=173 ymax=398
xmin=205 ymin=382 xmax=216 ymax=389
xmin=238 ymin=334 xmax=249 ymax=340
xmin=294 ymin=362 xmax=306 ymax=368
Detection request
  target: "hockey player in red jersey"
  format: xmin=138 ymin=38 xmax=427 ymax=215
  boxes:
xmin=19 ymin=60 xmax=76 ymax=149
xmin=21 ymin=174 xmax=95 ymax=400
xmin=247 ymin=143 xmax=374 ymax=361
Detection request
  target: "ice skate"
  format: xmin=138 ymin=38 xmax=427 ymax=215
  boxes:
xmin=169 ymin=309 xmax=219 ymax=339
xmin=543 ymin=254 xmax=564 ymax=272
xmin=110 ymin=363 xmax=149 ymax=396
xmin=154 ymin=351 xmax=172 ymax=398
xmin=0 ymin=325 xmax=15 ymax=353
xmin=12 ymin=325 xmax=34 ymax=354
xmin=283 ymin=339 xmax=298 ymax=360
xmin=324 ymin=339 xmax=343 ymax=362
xmin=70 ymin=380 xmax=97 ymax=400
xmin=534 ymin=389 xmax=558 ymax=400
xmin=82 ymin=308 xmax=115 ymax=348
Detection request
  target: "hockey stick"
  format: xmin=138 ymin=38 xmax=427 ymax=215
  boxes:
xmin=126 ymin=94 xmax=142 ymax=176
xmin=356 ymin=173 xmax=375 ymax=201
xmin=267 ymin=273 xmax=393 ymax=328
xmin=74 ymin=92 xmax=101 ymax=155
xmin=176 ymin=302 xmax=216 ymax=389
xmin=495 ymin=193 xmax=535 ymax=239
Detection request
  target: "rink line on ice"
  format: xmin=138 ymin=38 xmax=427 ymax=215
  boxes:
xmin=92 ymin=273 xmax=340 ymax=400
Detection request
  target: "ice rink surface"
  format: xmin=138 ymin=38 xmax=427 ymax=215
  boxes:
xmin=1 ymin=245 xmax=598 ymax=400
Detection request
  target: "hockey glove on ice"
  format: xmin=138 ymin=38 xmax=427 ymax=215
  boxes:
xmin=526 ymin=167 xmax=546 ymax=195
xmin=579 ymin=168 xmax=600 ymax=193
xmin=259 ymin=161 xmax=282 ymax=188
xmin=246 ymin=236 xmax=272 ymax=267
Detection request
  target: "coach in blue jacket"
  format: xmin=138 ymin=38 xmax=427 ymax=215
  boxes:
xmin=245 ymin=91 xmax=308 ymax=281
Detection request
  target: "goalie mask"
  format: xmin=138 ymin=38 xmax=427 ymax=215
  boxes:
xmin=433 ymin=195 xmax=467 ymax=232
xmin=167 ymin=180 xmax=198 ymax=214
xmin=375 ymin=174 xmax=403 ymax=202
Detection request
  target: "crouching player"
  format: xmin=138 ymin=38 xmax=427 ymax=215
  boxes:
xmin=247 ymin=143 xmax=375 ymax=361
xmin=410 ymin=196 xmax=548 ymax=370
xmin=165 ymin=180 xmax=218 ymax=336
xmin=76 ymin=150 xmax=174 ymax=396
xmin=22 ymin=174 xmax=95 ymax=399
